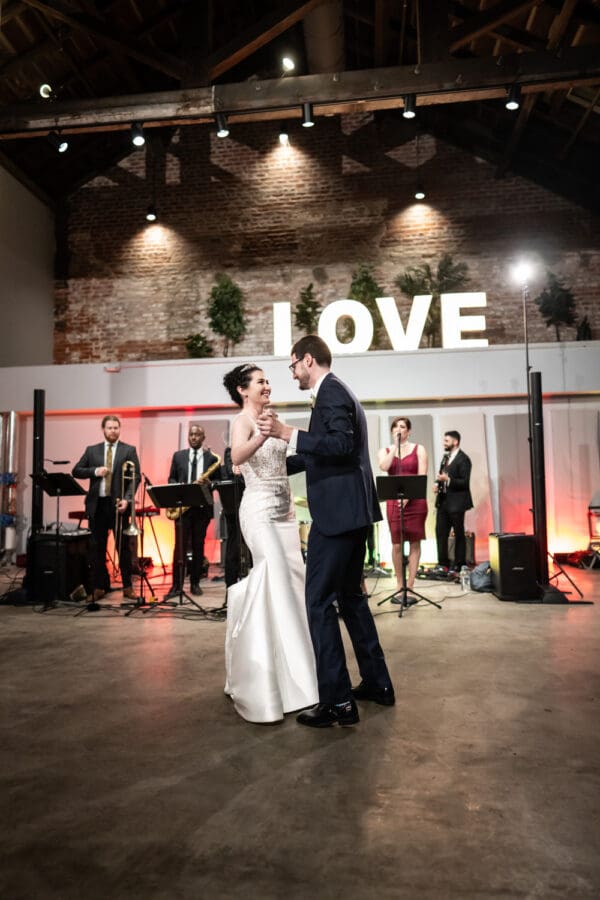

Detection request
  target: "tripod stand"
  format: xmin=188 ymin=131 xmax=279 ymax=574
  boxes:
xmin=376 ymin=475 xmax=441 ymax=617
xmin=147 ymin=482 xmax=211 ymax=613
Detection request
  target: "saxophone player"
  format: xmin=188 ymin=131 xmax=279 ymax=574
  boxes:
xmin=165 ymin=424 xmax=220 ymax=599
xmin=72 ymin=414 xmax=141 ymax=603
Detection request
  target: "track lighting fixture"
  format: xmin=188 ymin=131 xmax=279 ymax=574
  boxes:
xmin=282 ymin=56 xmax=295 ymax=73
xmin=279 ymin=127 xmax=289 ymax=146
xmin=505 ymin=84 xmax=521 ymax=111
xmin=414 ymin=184 xmax=426 ymax=201
xmin=145 ymin=205 xmax=157 ymax=223
xmin=216 ymin=113 xmax=230 ymax=138
xmin=131 ymin=122 xmax=145 ymax=147
xmin=48 ymin=131 xmax=68 ymax=153
xmin=402 ymin=94 xmax=416 ymax=119
xmin=39 ymin=83 xmax=54 ymax=100
xmin=301 ymin=102 xmax=314 ymax=128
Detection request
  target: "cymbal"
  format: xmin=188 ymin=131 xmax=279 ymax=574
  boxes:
xmin=294 ymin=496 xmax=308 ymax=508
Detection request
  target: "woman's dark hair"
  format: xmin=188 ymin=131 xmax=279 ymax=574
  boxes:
xmin=390 ymin=415 xmax=411 ymax=433
xmin=223 ymin=364 xmax=261 ymax=407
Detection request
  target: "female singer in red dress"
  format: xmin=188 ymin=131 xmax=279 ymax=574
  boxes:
xmin=378 ymin=416 xmax=428 ymax=590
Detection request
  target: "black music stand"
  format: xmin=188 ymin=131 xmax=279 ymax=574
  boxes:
xmin=376 ymin=475 xmax=441 ymax=617
xmin=31 ymin=471 xmax=88 ymax=610
xmin=147 ymin=482 xmax=211 ymax=613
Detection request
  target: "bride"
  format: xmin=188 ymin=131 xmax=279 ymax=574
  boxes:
xmin=223 ymin=363 xmax=318 ymax=723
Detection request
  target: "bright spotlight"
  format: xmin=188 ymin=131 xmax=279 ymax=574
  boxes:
xmin=513 ymin=261 xmax=533 ymax=284
xmin=279 ymin=128 xmax=289 ymax=146
xmin=282 ymin=56 xmax=295 ymax=73
xmin=39 ymin=83 xmax=54 ymax=100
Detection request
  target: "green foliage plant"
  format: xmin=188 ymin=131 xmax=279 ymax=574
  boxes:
xmin=185 ymin=332 xmax=214 ymax=358
xmin=294 ymin=282 xmax=322 ymax=335
xmin=534 ymin=271 xmax=577 ymax=341
xmin=208 ymin=274 xmax=247 ymax=357
xmin=394 ymin=253 xmax=470 ymax=347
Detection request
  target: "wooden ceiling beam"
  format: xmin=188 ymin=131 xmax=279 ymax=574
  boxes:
xmin=449 ymin=0 xmax=541 ymax=52
xmin=205 ymin=0 xmax=327 ymax=81
xmin=1 ymin=45 xmax=599 ymax=139
xmin=19 ymin=0 xmax=185 ymax=80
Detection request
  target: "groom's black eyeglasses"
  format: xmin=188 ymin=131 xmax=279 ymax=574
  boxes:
xmin=288 ymin=358 xmax=302 ymax=372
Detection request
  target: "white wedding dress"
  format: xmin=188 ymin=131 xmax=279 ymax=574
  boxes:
xmin=225 ymin=416 xmax=318 ymax=723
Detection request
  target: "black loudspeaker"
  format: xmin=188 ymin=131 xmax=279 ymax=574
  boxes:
xmin=488 ymin=533 xmax=539 ymax=601
xmin=27 ymin=532 xmax=92 ymax=604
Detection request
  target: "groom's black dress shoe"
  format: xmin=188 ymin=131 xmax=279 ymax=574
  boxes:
xmin=296 ymin=700 xmax=360 ymax=728
xmin=351 ymin=682 xmax=396 ymax=707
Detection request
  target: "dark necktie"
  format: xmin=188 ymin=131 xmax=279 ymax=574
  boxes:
xmin=105 ymin=444 xmax=113 ymax=494
xmin=190 ymin=451 xmax=198 ymax=483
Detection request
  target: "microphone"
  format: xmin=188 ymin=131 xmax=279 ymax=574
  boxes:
xmin=44 ymin=458 xmax=70 ymax=465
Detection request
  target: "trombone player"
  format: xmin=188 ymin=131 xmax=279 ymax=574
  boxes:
xmin=73 ymin=414 xmax=141 ymax=603
xmin=165 ymin=424 xmax=220 ymax=599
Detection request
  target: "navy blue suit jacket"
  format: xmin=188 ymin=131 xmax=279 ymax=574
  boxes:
xmin=287 ymin=372 xmax=382 ymax=537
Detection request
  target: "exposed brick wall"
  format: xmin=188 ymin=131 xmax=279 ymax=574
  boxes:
xmin=56 ymin=114 xmax=600 ymax=363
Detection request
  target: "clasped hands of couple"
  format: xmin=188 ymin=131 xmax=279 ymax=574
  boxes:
xmin=256 ymin=406 xmax=289 ymax=443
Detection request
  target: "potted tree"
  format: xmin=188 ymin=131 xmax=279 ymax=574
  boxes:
xmin=208 ymin=274 xmax=247 ymax=356
xmin=534 ymin=271 xmax=577 ymax=341
xmin=394 ymin=253 xmax=470 ymax=347
xmin=294 ymin=282 xmax=322 ymax=334
xmin=346 ymin=263 xmax=386 ymax=349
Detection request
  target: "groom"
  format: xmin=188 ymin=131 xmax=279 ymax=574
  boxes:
xmin=258 ymin=335 xmax=395 ymax=727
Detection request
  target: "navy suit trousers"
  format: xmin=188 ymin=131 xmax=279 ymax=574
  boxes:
xmin=306 ymin=523 xmax=392 ymax=704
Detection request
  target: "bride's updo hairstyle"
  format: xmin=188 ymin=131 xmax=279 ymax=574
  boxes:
xmin=223 ymin=363 xmax=261 ymax=407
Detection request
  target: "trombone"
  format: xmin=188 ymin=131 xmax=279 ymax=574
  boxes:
xmin=114 ymin=461 xmax=140 ymax=568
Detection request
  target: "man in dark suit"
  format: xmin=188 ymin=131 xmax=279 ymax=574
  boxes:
xmin=72 ymin=414 xmax=140 ymax=602
xmin=434 ymin=430 xmax=473 ymax=572
xmin=165 ymin=424 xmax=220 ymax=599
xmin=258 ymin=335 xmax=394 ymax=728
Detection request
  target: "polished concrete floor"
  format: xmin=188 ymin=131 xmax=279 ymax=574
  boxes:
xmin=1 ymin=563 xmax=599 ymax=900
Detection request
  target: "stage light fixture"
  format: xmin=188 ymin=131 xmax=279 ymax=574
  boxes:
xmin=146 ymin=205 xmax=157 ymax=222
xmin=512 ymin=260 xmax=533 ymax=285
xmin=131 ymin=122 xmax=145 ymax=147
xmin=215 ymin=113 xmax=230 ymax=138
xmin=403 ymin=94 xmax=416 ymax=119
xmin=301 ymin=102 xmax=314 ymax=127
xmin=282 ymin=56 xmax=295 ymax=73
xmin=39 ymin=83 xmax=54 ymax=100
xmin=505 ymin=84 xmax=521 ymax=111
xmin=48 ymin=131 xmax=68 ymax=153
xmin=279 ymin=127 xmax=289 ymax=146
xmin=415 ymin=183 xmax=426 ymax=201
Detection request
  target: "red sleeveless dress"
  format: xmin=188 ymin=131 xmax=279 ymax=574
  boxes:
xmin=385 ymin=445 xmax=428 ymax=543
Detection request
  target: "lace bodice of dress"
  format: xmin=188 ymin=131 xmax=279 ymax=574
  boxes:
xmin=236 ymin=414 xmax=293 ymax=524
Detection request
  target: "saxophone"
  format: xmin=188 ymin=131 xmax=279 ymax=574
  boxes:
xmin=166 ymin=453 xmax=222 ymax=521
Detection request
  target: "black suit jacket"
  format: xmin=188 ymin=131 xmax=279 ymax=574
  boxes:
xmin=168 ymin=447 xmax=220 ymax=519
xmin=72 ymin=441 xmax=141 ymax=518
xmin=435 ymin=449 xmax=473 ymax=514
xmin=287 ymin=372 xmax=382 ymax=537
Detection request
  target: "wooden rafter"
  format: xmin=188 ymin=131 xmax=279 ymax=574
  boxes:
xmin=497 ymin=0 xmax=580 ymax=175
xmin=19 ymin=0 xmax=185 ymax=80
xmin=449 ymin=0 xmax=541 ymax=52
xmin=1 ymin=45 xmax=599 ymax=139
xmin=205 ymin=0 xmax=327 ymax=81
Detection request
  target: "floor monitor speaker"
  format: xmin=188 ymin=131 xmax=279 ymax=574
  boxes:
xmin=27 ymin=532 xmax=92 ymax=604
xmin=488 ymin=533 xmax=539 ymax=601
